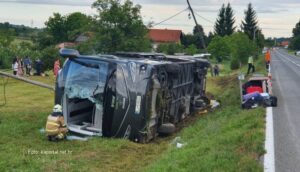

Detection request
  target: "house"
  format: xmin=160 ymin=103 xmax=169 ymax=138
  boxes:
xmin=148 ymin=29 xmax=182 ymax=50
xmin=75 ymin=32 xmax=94 ymax=44
xmin=56 ymin=32 xmax=94 ymax=49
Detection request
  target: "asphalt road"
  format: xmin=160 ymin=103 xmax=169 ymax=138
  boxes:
xmin=271 ymin=49 xmax=300 ymax=172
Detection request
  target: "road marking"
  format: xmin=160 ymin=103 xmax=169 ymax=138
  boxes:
xmin=276 ymin=51 xmax=300 ymax=67
xmin=264 ymin=107 xmax=275 ymax=172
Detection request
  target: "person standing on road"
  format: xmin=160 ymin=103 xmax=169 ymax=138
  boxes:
xmin=247 ymin=55 xmax=255 ymax=74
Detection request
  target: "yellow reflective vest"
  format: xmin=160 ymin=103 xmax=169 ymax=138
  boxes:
xmin=248 ymin=56 xmax=254 ymax=64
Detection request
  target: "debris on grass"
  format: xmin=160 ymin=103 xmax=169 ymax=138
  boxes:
xmin=40 ymin=128 xmax=89 ymax=141
xmin=210 ymin=100 xmax=220 ymax=109
xmin=67 ymin=135 xmax=89 ymax=141
xmin=39 ymin=128 xmax=45 ymax=134
xmin=171 ymin=137 xmax=187 ymax=148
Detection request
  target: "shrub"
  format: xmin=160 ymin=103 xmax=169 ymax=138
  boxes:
xmin=230 ymin=58 xmax=240 ymax=70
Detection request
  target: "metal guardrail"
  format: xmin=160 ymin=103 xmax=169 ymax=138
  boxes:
xmin=0 ymin=71 xmax=55 ymax=91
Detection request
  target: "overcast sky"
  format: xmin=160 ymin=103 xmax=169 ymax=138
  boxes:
xmin=0 ymin=0 xmax=298 ymax=38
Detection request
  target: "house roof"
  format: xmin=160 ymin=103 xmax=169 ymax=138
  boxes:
xmin=149 ymin=29 xmax=182 ymax=43
xmin=75 ymin=35 xmax=89 ymax=42
xmin=75 ymin=32 xmax=94 ymax=43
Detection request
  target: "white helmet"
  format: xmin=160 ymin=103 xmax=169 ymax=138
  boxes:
xmin=53 ymin=104 xmax=62 ymax=113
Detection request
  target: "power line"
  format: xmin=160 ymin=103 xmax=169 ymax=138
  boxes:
xmin=261 ymin=27 xmax=292 ymax=31
xmin=152 ymin=23 xmax=214 ymax=28
xmin=152 ymin=8 xmax=189 ymax=27
xmin=194 ymin=12 xmax=214 ymax=24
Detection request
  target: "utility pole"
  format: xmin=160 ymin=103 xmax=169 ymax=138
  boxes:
xmin=186 ymin=0 xmax=207 ymax=51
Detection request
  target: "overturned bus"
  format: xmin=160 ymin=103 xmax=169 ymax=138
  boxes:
xmin=55 ymin=49 xmax=210 ymax=142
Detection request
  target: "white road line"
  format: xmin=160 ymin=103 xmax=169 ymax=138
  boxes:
xmin=276 ymin=51 xmax=300 ymax=67
xmin=264 ymin=107 xmax=275 ymax=172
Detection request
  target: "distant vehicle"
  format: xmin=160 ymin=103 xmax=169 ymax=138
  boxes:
xmin=56 ymin=49 xmax=210 ymax=143
xmin=296 ymin=51 xmax=300 ymax=56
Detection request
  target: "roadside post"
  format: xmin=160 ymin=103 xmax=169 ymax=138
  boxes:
xmin=238 ymin=73 xmax=245 ymax=104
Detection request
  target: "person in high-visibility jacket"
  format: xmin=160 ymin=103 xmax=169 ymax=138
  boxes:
xmin=46 ymin=104 xmax=68 ymax=141
xmin=247 ymin=56 xmax=255 ymax=74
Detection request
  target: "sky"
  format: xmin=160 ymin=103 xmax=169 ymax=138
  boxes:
xmin=0 ymin=0 xmax=298 ymax=38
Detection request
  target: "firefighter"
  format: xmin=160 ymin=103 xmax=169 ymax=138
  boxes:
xmin=46 ymin=104 xmax=68 ymax=141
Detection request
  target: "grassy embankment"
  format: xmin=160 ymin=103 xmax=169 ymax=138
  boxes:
xmin=0 ymin=57 xmax=265 ymax=171
xmin=287 ymin=49 xmax=295 ymax=56
xmin=145 ymin=57 xmax=266 ymax=172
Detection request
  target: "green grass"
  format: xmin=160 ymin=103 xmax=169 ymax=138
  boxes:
xmin=287 ymin=49 xmax=300 ymax=57
xmin=145 ymin=75 xmax=265 ymax=172
xmin=0 ymin=77 xmax=170 ymax=172
xmin=145 ymin=56 xmax=266 ymax=172
xmin=0 ymin=60 xmax=266 ymax=171
xmin=288 ymin=49 xmax=294 ymax=54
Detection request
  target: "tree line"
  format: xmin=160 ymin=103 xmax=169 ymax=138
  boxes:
xmin=153 ymin=3 xmax=265 ymax=69
xmin=0 ymin=0 xmax=265 ymax=70
xmin=290 ymin=20 xmax=300 ymax=50
xmin=207 ymin=3 xmax=264 ymax=69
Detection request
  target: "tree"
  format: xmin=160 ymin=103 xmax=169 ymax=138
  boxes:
xmin=290 ymin=20 xmax=300 ymax=50
xmin=255 ymin=29 xmax=265 ymax=49
xmin=181 ymin=25 xmax=208 ymax=50
xmin=45 ymin=13 xmax=67 ymax=43
xmin=181 ymin=34 xmax=196 ymax=48
xmin=92 ymin=0 xmax=151 ymax=53
xmin=193 ymin=25 xmax=207 ymax=49
xmin=227 ymin=32 xmax=256 ymax=64
xmin=293 ymin=20 xmax=300 ymax=37
xmin=65 ymin=12 xmax=93 ymax=41
xmin=224 ymin=3 xmax=235 ymax=35
xmin=157 ymin=43 xmax=184 ymax=55
xmin=290 ymin=36 xmax=300 ymax=50
xmin=0 ymin=29 xmax=15 ymax=68
xmin=0 ymin=29 xmax=14 ymax=47
xmin=44 ymin=12 xmax=93 ymax=44
xmin=185 ymin=44 xmax=199 ymax=55
xmin=207 ymin=36 xmax=231 ymax=62
xmin=34 ymin=31 xmax=55 ymax=49
xmin=241 ymin=3 xmax=258 ymax=40
xmin=206 ymin=32 xmax=214 ymax=45
xmin=207 ymin=32 xmax=256 ymax=68
xmin=40 ymin=46 xmax=60 ymax=70
xmin=264 ymin=38 xmax=275 ymax=47
xmin=214 ymin=4 xmax=226 ymax=36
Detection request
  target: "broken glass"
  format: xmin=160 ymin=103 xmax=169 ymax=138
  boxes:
xmin=64 ymin=59 xmax=108 ymax=110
